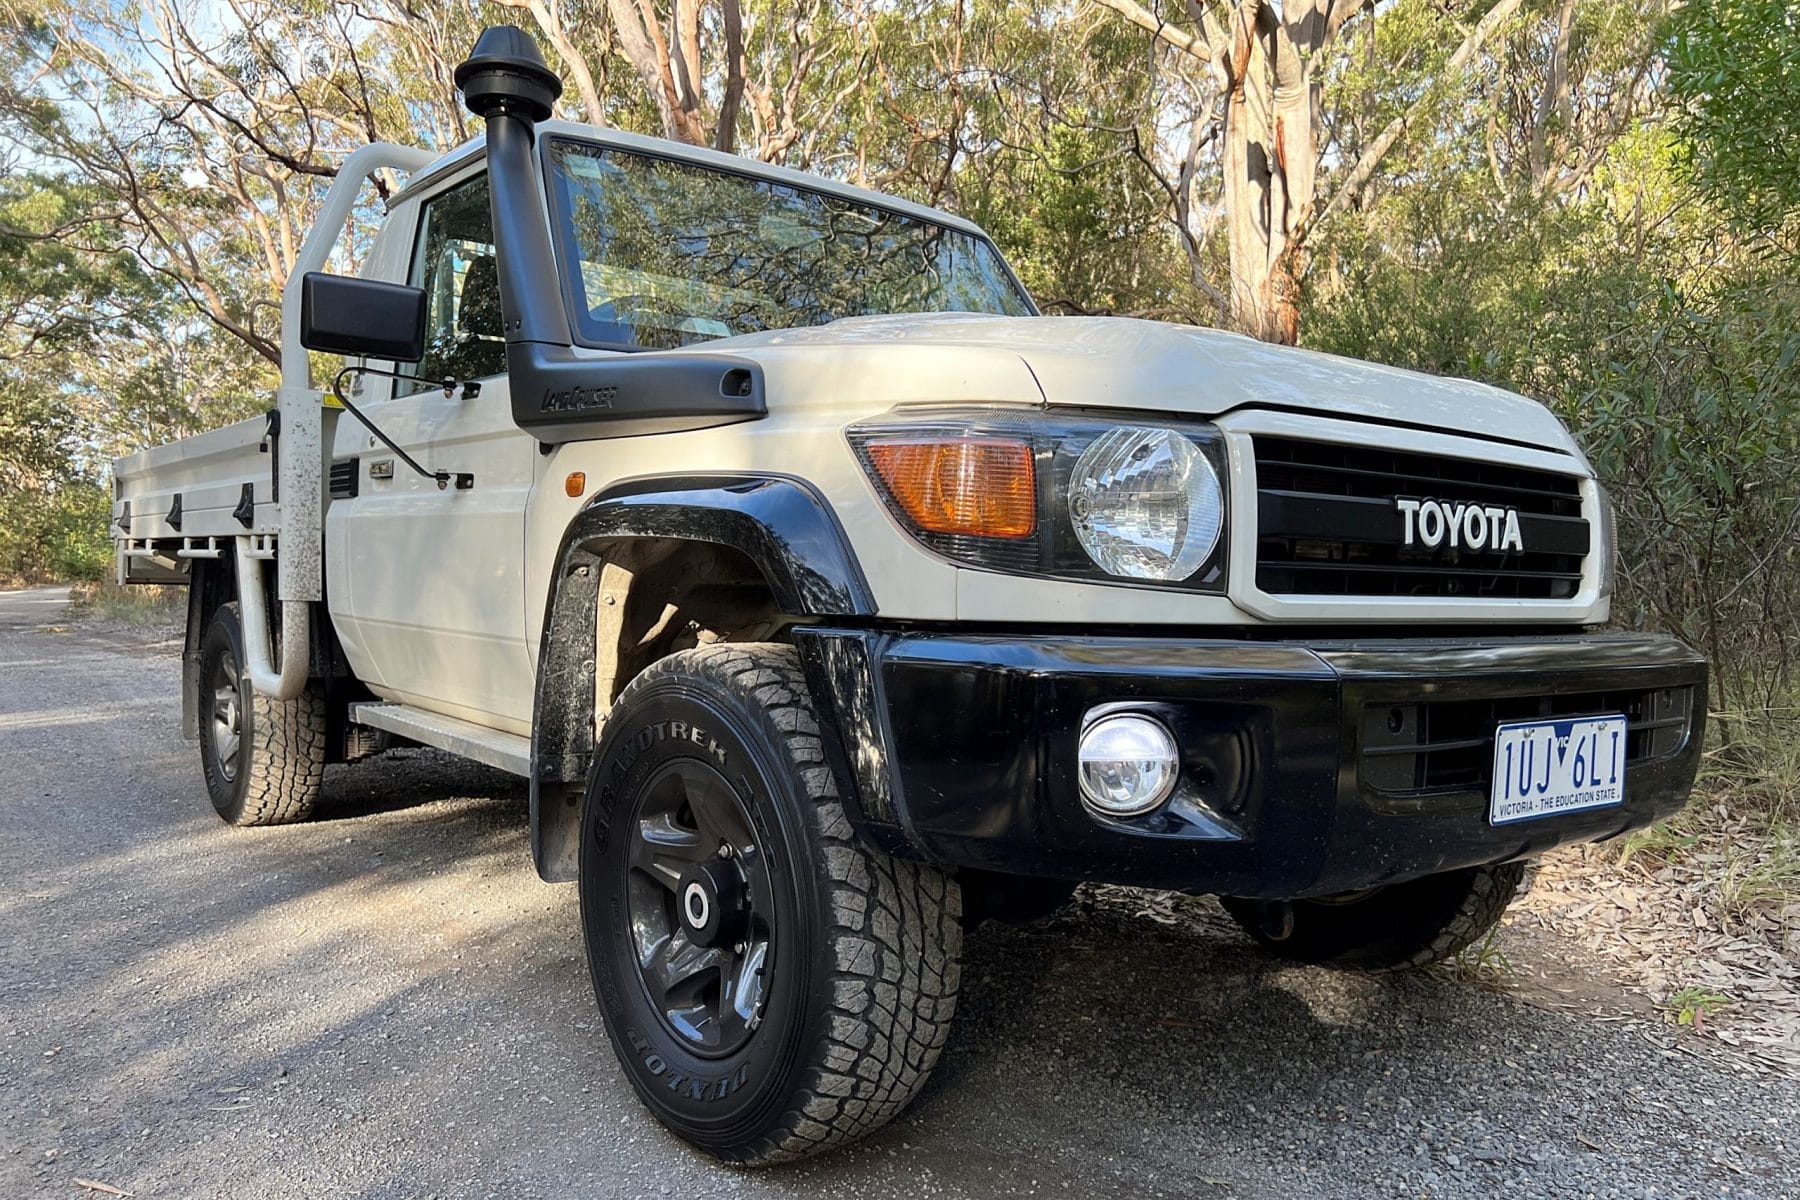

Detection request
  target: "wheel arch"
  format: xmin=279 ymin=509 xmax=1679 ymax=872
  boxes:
xmin=529 ymin=474 xmax=876 ymax=882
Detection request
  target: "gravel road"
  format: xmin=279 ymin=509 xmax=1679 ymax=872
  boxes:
xmin=2 ymin=585 xmax=1796 ymax=1199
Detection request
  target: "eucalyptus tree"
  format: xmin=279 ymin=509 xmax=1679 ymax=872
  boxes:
xmin=1083 ymin=0 xmax=1540 ymax=342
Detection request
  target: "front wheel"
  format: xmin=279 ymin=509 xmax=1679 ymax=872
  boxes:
xmin=580 ymin=644 xmax=961 ymax=1164
xmin=1220 ymin=862 xmax=1526 ymax=973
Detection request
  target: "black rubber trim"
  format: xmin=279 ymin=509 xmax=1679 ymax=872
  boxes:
xmin=579 ymin=474 xmax=875 ymax=616
xmin=328 ymin=458 xmax=360 ymax=500
xmin=1223 ymin=402 xmax=1589 ymax=458
xmin=793 ymin=630 xmax=914 ymax=857
xmin=232 ymin=483 xmax=255 ymax=529
xmin=263 ymin=409 xmax=281 ymax=501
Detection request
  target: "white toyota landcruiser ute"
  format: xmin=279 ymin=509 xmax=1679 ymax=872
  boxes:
xmin=110 ymin=27 xmax=1707 ymax=1164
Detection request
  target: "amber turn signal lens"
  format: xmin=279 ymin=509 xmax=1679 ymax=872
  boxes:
xmin=564 ymin=471 xmax=586 ymax=498
xmin=864 ymin=438 xmax=1036 ymax=538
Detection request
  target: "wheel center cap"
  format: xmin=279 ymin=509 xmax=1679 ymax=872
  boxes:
xmin=676 ymin=856 xmax=747 ymax=948
xmin=681 ymin=881 xmax=711 ymax=930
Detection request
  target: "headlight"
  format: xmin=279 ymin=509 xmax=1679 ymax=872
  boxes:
xmin=1068 ymin=426 xmax=1223 ymax=581
xmin=849 ymin=409 xmax=1228 ymax=592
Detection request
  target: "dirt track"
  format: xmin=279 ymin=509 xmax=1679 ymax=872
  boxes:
xmin=1 ymin=586 xmax=1795 ymax=1199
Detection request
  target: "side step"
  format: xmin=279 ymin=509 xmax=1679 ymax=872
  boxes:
xmin=348 ymin=703 xmax=532 ymax=777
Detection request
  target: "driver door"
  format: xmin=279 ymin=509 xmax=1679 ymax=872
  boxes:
xmin=344 ymin=171 xmax=538 ymax=733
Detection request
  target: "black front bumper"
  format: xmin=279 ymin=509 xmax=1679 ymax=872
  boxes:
xmin=794 ymin=629 xmax=1706 ymax=899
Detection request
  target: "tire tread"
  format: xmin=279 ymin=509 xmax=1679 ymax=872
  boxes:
xmin=236 ymin=678 xmax=327 ymax=825
xmin=613 ymin=644 xmax=961 ymax=1164
xmin=1223 ymin=862 xmax=1526 ymax=974
xmin=202 ymin=602 xmax=326 ymax=826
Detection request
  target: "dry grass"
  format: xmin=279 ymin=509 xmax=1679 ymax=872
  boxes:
xmin=65 ymin=578 xmax=185 ymax=629
xmin=1515 ymin=703 xmax=1800 ymax=1071
xmin=1622 ymin=706 xmax=1800 ymax=938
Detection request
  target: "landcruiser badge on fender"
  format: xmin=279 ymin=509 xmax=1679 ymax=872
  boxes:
xmin=1395 ymin=497 xmax=1524 ymax=552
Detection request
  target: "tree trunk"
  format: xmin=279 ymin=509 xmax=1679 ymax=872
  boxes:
xmin=1098 ymin=0 xmax=1520 ymax=345
xmin=1219 ymin=0 xmax=1327 ymax=345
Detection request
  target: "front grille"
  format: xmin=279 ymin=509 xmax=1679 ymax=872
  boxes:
xmin=1361 ymin=685 xmax=1693 ymax=795
xmin=1254 ymin=437 xmax=1588 ymax=599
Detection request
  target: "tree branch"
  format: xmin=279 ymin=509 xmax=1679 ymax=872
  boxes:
xmin=1086 ymin=0 xmax=1211 ymax=62
xmin=1313 ymin=0 xmax=1524 ymax=229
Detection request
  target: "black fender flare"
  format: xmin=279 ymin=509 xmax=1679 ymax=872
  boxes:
xmin=528 ymin=473 xmax=875 ymax=881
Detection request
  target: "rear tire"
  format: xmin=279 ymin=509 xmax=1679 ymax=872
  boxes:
xmin=196 ymin=601 xmax=326 ymax=826
xmin=580 ymin=643 xmax=961 ymax=1164
xmin=1220 ymin=862 xmax=1526 ymax=973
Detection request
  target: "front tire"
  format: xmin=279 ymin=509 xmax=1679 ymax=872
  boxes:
xmin=1220 ymin=862 xmax=1526 ymax=973
xmin=580 ymin=644 xmax=961 ymax=1164
xmin=196 ymin=602 xmax=326 ymax=826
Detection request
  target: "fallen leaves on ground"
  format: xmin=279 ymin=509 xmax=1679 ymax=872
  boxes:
xmin=1514 ymin=841 xmax=1800 ymax=1075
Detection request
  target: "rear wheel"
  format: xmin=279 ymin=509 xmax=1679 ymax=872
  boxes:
xmin=196 ymin=602 xmax=326 ymax=826
xmin=580 ymin=644 xmax=961 ymax=1164
xmin=1220 ymin=862 xmax=1526 ymax=973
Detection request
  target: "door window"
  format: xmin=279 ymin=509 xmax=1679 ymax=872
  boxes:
xmin=401 ymin=173 xmax=507 ymax=394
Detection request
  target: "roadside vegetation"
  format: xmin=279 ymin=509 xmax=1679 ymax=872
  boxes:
xmin=64 ymin=579 xmax=184 ymax=628
xmin=0 ymin=0 xmax=1793 ymax=1034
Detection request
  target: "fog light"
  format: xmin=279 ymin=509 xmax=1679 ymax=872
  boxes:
xmin=1077 ymin=714 xmax=1179 ymax=817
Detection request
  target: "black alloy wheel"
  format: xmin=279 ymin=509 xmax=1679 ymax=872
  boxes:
xmin=580 ymin=643 xmax=962 ymax=1164
xmin=624 ymin=758 xmax=775 ymax=1057
xmin=196 ymin=601 xmax=326 ymax=826
xmin=208 ymin=643 xmax=245 ymax=785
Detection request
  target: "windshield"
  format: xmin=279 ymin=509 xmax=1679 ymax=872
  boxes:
xmin=545 ymin=139 xmax=1033 ymax=351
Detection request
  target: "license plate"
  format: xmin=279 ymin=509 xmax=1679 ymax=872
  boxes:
xmin=1489 ymin=715 xmax=1627 ymax=825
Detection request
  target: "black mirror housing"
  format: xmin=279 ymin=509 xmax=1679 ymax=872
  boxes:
xmin=299 ymin=272 xmax=428 ymax=363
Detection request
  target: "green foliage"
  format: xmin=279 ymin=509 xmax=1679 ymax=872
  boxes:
xmin=949 ymin=10 xmax=1201 ymax=318
xmin=0 ymin=481 xmax=111 ymax=584
xmin=0 ymin=154 xmax=261 ymax=584
xmin=1572 ymin=270 xmax=1800 ymax=705
xmin=1667 ymin=985 xmax=1731 ymax=1027
xmin=1443 ymin=925 xmax=1516 ymax=986
xmin=1667 ymin=0 xmax=1800 ymax=228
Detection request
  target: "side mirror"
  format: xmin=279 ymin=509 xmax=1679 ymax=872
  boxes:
xmin=299 ymin=272 xmax=428 ymax=363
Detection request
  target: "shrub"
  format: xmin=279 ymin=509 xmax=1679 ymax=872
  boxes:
xmin=0 ymin=481 xmax=114 ymax=585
